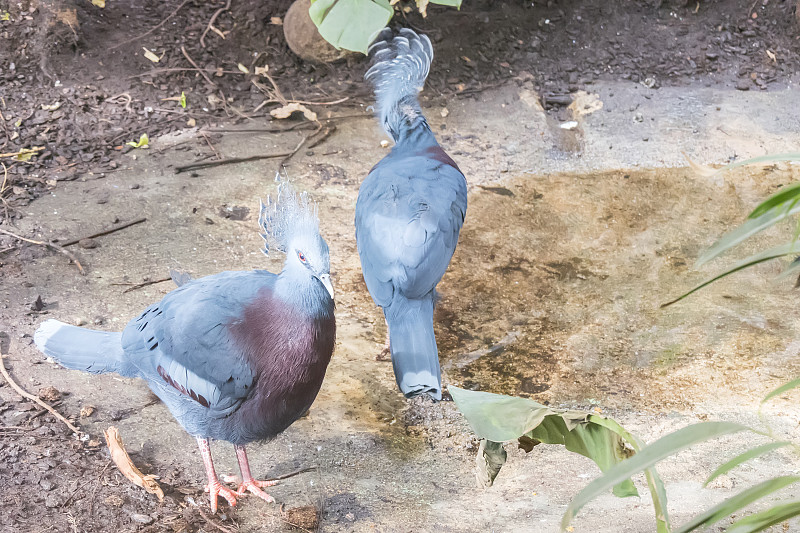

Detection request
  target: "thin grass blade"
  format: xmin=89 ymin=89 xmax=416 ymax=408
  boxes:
xmin=695 ymin=202 xmax=800 ymax=268
xmin=727 ymin=499 xmax=800 ymax=533
xmin=704 ymin=442 xmax=792 ymax=487
xmin=675 ymin=476 xmax=800 ymax=533
xmin=562 ymin=422 xmax=749 ymax=531
xmin=761 ymin=378 xmax=800 ymax=405
xmin=749 ymin=185 xmax=800 ymax=219
xmin=663 ymin=242 xmax=800 ymax=307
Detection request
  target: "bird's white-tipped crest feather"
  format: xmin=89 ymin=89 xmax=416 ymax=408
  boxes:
xmin=258 ymin=176 xmax=319 ymax=256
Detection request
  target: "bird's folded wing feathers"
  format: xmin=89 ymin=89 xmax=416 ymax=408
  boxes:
xmin=356 ymin=157 xmax=467 ymax=303
xmin=121 ymin=271 xmax=272 ymax=417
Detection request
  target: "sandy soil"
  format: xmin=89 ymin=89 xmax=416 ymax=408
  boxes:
xmin=2 ymin=1 xmax=800 ymax=532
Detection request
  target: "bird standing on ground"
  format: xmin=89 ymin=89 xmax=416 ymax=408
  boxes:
xmin=355 ymin=28 xmax=468 ymax=400
xmin=34 ymin=182 xmax=336 ymax=512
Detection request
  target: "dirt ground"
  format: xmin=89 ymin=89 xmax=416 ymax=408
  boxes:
xmin=2 ymin=1 xmax=800 ymax=532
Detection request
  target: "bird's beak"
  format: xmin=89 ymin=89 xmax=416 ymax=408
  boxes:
xmin=318 ymin=273 xmax=335 ymax=300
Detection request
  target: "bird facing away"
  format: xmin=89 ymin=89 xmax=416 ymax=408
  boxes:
xmin=355 ymin=28 xmax=468 ymax=400
xmin=34 ymin=182 xmax=336 ymax=512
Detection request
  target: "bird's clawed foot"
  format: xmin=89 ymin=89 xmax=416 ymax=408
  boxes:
xmin=376 ymin=345 xmax=391 ymax=361
xmin=236 ymin=478 xmax=278 ymax=503
xmin=205 ymin=480 xmax=239 ymax=513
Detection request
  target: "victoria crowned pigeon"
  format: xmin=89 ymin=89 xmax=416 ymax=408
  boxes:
xmin=34 ymin=182 xmax=336 ymax=512
xmin=355 ymin=28 xmax=468 ymax=400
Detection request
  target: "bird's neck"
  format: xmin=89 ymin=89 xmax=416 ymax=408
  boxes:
xmin=393 ymin=116 xmax=437 ymax=149
xmin=274 ymin=268 xmax=332 ymax=318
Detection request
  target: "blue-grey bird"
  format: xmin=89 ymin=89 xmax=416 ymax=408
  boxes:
xmin=34 ymin=182 xmax=335 ymax=512
xmin=355 ymin=28 xmax=468 ymax=400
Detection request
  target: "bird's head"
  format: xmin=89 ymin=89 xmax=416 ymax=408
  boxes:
xmin=259 ymin=179 xmax=334 ymax=300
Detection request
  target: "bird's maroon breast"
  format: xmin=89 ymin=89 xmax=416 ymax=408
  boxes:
xmin=228 ymin=290 xmax=335 ymax=441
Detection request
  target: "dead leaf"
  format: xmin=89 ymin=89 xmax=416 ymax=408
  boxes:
xmin=41 ymin=102 xmax=62 ymax=111
xmin=255 ymin=65 xmax=269 ymax=77
xmin=186 ymin=118 xmax=197 ymax=127
xmin=416 ymin=0 xmax=429 ymax=17
xmin=91 ymin=0 xmax=105 ymax=7
xmin=104 ymin=426 xmax=164 ymax=500
xmin=766 ymin=49 xmax=777 ymax=63
xmin=80 ymin=405 xmax=96 ymax=417
xmin=683 ymin=152 xmax=718 ymax=177
xmin=270 ymin=102 xmax=317 ymax=122
xmin=142 ymin=48 xmax=160 ymax=63
xmin=270 ymin=16 xmax=283 ymax=25
xmin=568 ymin=91 xmax=603 ymax=117
xmin=237 ymin=63 xmax=249 ymax=74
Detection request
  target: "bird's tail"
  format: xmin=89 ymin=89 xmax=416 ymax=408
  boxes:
xmin=365 ymin=27 xmax=433 ymax=143
xmin=34 ymin=319 xmax=135 ymax=377
xmin=385 ymin=295 xmax=442 ymax=400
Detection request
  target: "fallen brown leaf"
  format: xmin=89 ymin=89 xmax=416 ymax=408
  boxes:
xmin=104 ymin=426 xmax=164 ymax=500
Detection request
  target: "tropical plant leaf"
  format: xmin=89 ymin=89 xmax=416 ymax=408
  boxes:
xmin=726 ymin=499 xmax=800 ymax=533
xmin=308 ymin=0 xmax=393 ymax=53
xmin=704 ymin=442 xmax=792 ymax=487
xmin=675 ymin=476 xmax=800 ymax=533
xmin=663 ymin=242 xmax=800 ymax=307
xmin=430 ymin=0 xmax=462 ymax=5
xmin=761 ymin=377 xmax=800 ymax=405
xmin=695 ymin=201 xmax=800 ymax=268
xmin=561 ymin=421 xmax=749 ymax=531
xmin=450 ymin=387 xmax=638 ymax=498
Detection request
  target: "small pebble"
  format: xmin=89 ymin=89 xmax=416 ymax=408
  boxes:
xmin=130 ymin=513 xmax=153 ymax=525
xmin=130 ymin=183 xmax=140 ymax=190
xmin=78 ymin=238 xmax=97 ymax=249
xmin=735 ymin=79 xmax=750 ymax=91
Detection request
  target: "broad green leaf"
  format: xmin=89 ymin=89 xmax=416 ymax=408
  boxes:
xmin=308 ymin=0 xmax=392 ymax=54
xmin=704 ymin=442 xmax=792 ymax=486
xmin=663 ymin=242 xmax=800 ymax=307
xmin=562 ymin=421 xmax=749 ymax=531
xmin=761 ymin=377 xmax=800 ymax=405
xmin=727 ymin=499 xmax=800 ymax=533
xmin=430 ymin=0 xmax=462 ymax=5
xmin=748 ymin=183 xmax=800 ymax=219
xmin=695 ymin=201 xmax=800 ymax=268
xmin=676 ymin=477 xmax=800 ymax=533
xmin=450 ymin=387 xmax=639 ymax=498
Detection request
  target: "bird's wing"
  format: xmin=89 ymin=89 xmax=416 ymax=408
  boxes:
xmin=121 ymin=270 xmax=273 ymax=418
xmin=356 ymin=152 xmax=467 ymax=305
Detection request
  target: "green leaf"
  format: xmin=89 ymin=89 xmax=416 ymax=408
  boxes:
xmin=727 ymin=499 xmax=800 ymax=533
xmin=748 ymin=183 xmax=800 ymax=219
xmin=308 ymin=0 xmax=393 ymax=54
xmin=695 ymin=201 xmax=800 ymax=268
xmin=179 ymin=91 xmax=187 ymax=109
xmin=704 ymin=442 xmax=793 ymax=487
xmin=126 ymin=133 xmax=149 ymax=148
xmin=430 ymin=0 xmax=462 ymax=5
xmin=663 ymin=242 xmax=800 ymax=307
xmin=590 ymin=416 xmax=671 ymax=532
xmin=676 ymin=477 xmax=800 ymax=533
xmin=562 ymin=421 xmax=749 ymax=531
xmin=761 ymin=377 xmax=800 ymax=405
xmin=450 ymin=387 xmax=638 ymax=497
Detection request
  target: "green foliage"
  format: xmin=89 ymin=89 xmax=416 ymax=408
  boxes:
xmin=563 ymin=380 xmax=800 ymax=532
xmin=308 ymin=0 xmax=463 ymax=53
xmin=449 ymin=386 xmax=670 ymax=532
xmin=664 ymin=152 xmax=800 ymax=306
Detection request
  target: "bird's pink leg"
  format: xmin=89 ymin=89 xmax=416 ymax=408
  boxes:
xmin=197 ymin=437 xmax=239 ymax=513
xmin=233 ymin=444 xmax=277 ymax=503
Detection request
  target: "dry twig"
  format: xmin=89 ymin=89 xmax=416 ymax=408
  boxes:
xmin=197 ymin=507 xmax=238 ymax=532
xmin=118 ymin=277 xmax=172 ymax=293
xmin=110 ymin=0 xmax=192 ymax=50
xmin=0 ymin=227 xmax=85 ymax=275
xmin=201 ymin=0 xmax=233 ymax=48
xmin=59 ymin=217 xmax=147 ymax=247
xmin=0 ymin=354 xmax=83 ymax=436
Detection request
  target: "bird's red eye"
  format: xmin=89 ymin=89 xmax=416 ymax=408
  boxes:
xmin=297 ymin=251 xmax=307 ymax=263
